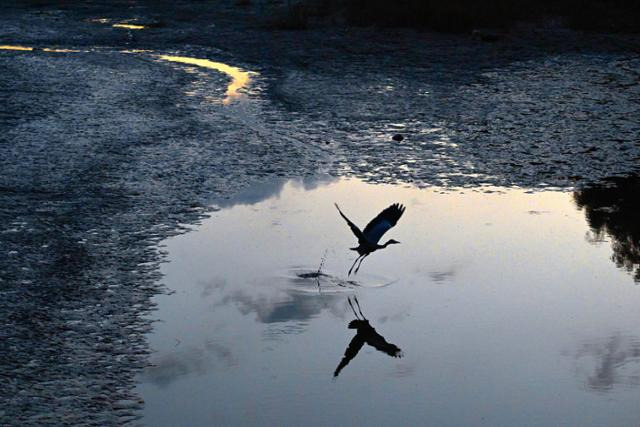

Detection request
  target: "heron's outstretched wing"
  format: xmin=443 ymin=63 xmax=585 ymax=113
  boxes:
xmin=362 ymin=203 xmax=405 ymax=244
xmin=334 ymin=334 xmax=366 ymax=377
xmin=366 ymin=330 xmax=403 ymax=358
xmin=335 ymin=203 xmax=366 ymax=243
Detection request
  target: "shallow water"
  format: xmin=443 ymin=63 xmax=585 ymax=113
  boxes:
xmin=139 ymin=178 xmax=640 ymax=426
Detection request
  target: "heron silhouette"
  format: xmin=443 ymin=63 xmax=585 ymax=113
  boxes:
xmin=335 ymin=202 xmax=405 ymax=275
xmin=334 ymin=296 xmax=403 ymax=377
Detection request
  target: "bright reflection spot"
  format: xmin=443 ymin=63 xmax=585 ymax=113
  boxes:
xmin=113 ymin=23 xmax=146 ymax=30
xmin=88 ymin=18 xmax=111 ymax=24
xmin=158 ymin=55 xmax=252 ymax=104
xmin=0 ymin=45 xmax=33 ymax=51
xmin=120 ymin=49 xmax=154 ymax=54
xmin=42 ymin=48 xmax=82 ymax=53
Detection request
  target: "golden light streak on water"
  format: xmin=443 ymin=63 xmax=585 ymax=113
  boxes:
xmin=158 ymin=55 xmax=252 ymax=105
xmin=0 ymin=45 xmax=33 ymax=51
xmin=113 ymin=23 xmax=146 ymax=30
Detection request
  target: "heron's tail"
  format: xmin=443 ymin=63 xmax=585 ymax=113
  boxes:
xmin=350 ymin=247 xmax=359 ymax=251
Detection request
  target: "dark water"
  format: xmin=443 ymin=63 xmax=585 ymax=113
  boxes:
xmin=138 ymin=178 xmax=640 ymax=426
xmin=1 ymin=1 xmax=640 ymax=425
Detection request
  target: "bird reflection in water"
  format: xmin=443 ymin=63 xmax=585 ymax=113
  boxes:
xmin=334 ymin=296 xmax=403 ymax=377
xmin=335 ymin=203 xmax=405 ymax=275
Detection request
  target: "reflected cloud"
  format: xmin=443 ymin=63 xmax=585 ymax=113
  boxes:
xmin=574 ymin=175 xmax=640 ymax=282
xmin=429 ymin=267 xmax=456 ymax=283
xmin=214 ymin=176 xmax=337 ymax=209
xmin=393 ymin=363 xmax=416 ymax=378
xmin=575 ymin=335 xmax=640 ymax=391
xmin=200 ymin=278 xmax=227 ymax=299
xmin=334 ymin=296 xmax=403 ymax=377
xmin=292 ymin=175 xmax=338 ymax=191
xmin=142 ymin=341 xmax=236 ymax=388
xmin=158 ymin=55 xmax=252 ymax=104
xmin=215 ymin=178 xmax=288 ymax=208
xmin=222 ymin=288 xmax=344 ymax=325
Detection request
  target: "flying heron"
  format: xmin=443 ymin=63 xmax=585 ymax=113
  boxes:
xmin=335 ymin=202 xmax=405 ymax=275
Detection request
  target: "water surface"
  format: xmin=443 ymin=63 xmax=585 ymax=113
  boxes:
xmin=139 ymin=178 xmax=640 ymax=426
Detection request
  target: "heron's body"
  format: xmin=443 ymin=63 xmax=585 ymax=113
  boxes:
xmin=335 ymin=202 xmax=405 ymax=275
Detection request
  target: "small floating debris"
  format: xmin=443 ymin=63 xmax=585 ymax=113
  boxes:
xmin=87 ymin=18 xmax=111 ymax=24
xmin=297 ymin=271 xmax=328 ymax=279
xmin=392 ymin=134 xmax=404 ymax=142
xmin=120 ymin=49 xmax=154 ymax=54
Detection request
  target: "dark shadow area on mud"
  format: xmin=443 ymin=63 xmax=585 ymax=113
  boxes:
xmin=341 ymin=0 xmax=640 ymax=33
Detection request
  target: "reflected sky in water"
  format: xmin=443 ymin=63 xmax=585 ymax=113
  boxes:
xmin=139 ymin=178 xmax=640 ymax=426
xmin=0 ymin=44 xmax=253 ymax=106
xmin=0 ymin=45 xmax=33 ymax=51
xmin=86 ymin=17 xmax=146 ymax=29
xmin=41 ymin=47 xmax=83 ymax=53
xmin=159 ymin=55 xmax=252 ymax=104
xmin=112 ymin=23 xmax=146 ymax=30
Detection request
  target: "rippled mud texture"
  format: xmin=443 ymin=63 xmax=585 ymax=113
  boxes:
xmin=0 ymin=51 xmax=205 ymax=425
xmin=1 ymin=0 xmax=640 ymax=425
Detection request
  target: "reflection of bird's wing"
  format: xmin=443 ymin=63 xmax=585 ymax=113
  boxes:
xmin=366 ymin=330 xmax=403 ymax=358
xmin=335 ymin=203 xmax=366 ymax=244
xmin=334 ymin=334 xmax=366 ymax=377
xmin=362 ymin=203 xmax=405 ymax=244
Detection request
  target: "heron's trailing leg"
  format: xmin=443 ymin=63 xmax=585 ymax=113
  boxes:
xmin=354 ymin=254 xmax=368 ymax=275
xmin=348 ymin=297 xmax=361 ymax=319
xmin=353 ymin=296 xmax=366 ymax=319
xmin=348 ymin=254 xmax=363 ymax=276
